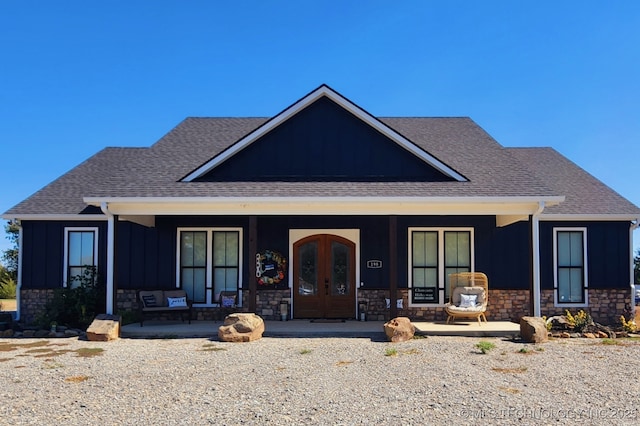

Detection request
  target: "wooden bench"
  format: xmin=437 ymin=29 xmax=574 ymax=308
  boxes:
xmin=137 ymin=289 xmax=192 ymax=327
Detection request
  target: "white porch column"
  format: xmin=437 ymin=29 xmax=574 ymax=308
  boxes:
xmin=532 ymin=202 xmax=545 ymax=317
xmin=101 ymin=203 xmax=115 ymax=315
xmin=631 ymin=220 xmax=639 ymax=321
xmin=15 ymin=220 xmax=23 ymax=321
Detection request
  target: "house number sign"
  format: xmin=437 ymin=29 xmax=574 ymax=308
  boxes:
xmin=366 ymin=260 xmax=383 ymax=269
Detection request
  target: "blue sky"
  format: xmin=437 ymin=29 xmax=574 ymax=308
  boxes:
xmin=1 ymin=1 xmax=639 ymax=259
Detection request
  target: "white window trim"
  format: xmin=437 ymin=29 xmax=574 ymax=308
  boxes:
xmin=553 ymin=227 xmax=588 ymax=308
xmin=176 ymin=227 xmax=243 ymax=308
xmin=63 ymin=227 xmax=99 ymax=288
xmin=408 ymin=227 xmax=475 ymax=307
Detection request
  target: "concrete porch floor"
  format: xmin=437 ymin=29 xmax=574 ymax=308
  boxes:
xmin=121 ymin=319 xmax=520 ymax=339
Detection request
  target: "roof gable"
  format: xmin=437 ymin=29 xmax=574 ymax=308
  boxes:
xmin=182 ymin=85 xmax=466 ymax=182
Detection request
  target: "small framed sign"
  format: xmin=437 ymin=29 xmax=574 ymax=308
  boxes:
xmin=366 ymin=260 xmax=383 ymax=269
xmin=413 ymin=287 xmax=436 ymax=303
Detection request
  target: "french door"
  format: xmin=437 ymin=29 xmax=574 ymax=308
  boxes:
xmin=293 ymin=234 xmax=356 ymax=319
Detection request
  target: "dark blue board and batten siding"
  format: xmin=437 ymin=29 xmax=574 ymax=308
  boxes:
xmin=22 ymin=216 xmax=630 ymax=295
xmin=195 ymin=96 xmax=455 ymax=182
xmin=110 ymin=215 xmax=527 ymax=293
xmin=539 ymin=221 xmax=631 ymax=290
xmin=20 ymin=220 xmax=107 ymax=289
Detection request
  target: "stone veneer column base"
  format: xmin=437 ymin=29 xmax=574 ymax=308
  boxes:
xmin=20 ymin=289 xmax=55 ymax=325
xmin=487 ymin=289 xmax=531 ymax=321
xmin=540 ymin=288 xmax=632 ymax=324
xmin=255 ymin=289 xmax=292 ymax=321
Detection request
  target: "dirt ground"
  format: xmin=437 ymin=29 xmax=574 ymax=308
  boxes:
xmin=0 ymin=299 xmax=17 ymax=311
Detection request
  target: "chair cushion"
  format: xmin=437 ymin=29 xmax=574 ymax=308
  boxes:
xmin=459 ymin=294 xmax=477 ymax=308
xmin=141 ymin=294 xmax=157 ymax=308
xmin=167 ymin=296 xmax=187 ymax=308
xmin=164 ymin=290 xmax=188 ymax=306
xmin=140 ymin=290 xmax=165 ymax=308
xmin=451 ymin=286 xmax=485 ymax=305
xmin=446 ymin=304 xmax=485 ymax=313
xmin=221 ymin=294 xmax=236 ymax=307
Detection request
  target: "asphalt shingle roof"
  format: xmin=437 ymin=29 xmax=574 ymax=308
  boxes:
xmin=508 ymin=147 xmax=640 ymax=216
xmin=4 ymin=116 xmax=640 ymax=218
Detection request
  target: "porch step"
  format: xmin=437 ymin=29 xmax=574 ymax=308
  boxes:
xmin=120 ymin=320 xmax=520 ymax=339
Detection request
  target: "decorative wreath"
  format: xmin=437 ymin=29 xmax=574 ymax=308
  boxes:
xmin=256 ymin=250 xmax=287 ymax=286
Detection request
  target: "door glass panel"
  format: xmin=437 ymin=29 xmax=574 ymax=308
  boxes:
xmin=331 ymin=241 xmax=350 ymax=296
xmin=298 ymin=241 xmax=318 ymax=296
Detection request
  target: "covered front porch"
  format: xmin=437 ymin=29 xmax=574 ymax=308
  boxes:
xmin=120 ymin=319 xmax=521 ymax=339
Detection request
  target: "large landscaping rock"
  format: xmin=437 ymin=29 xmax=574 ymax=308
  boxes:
xmin=218 ymin=313 xmax=264 ymax=342
xmin=383 ymin=317 xmax=415 ymax=342
xmin=519 ymin=316 xmax=548 ymax=343
xmin=86 ymin=314 xmax=121 ymax=342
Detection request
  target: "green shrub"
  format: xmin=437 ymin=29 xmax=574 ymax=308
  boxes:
xmin=385 ymin=347 xmax=398 ymax=356
xmin=475 ymin=341 xmax=496 ymax=354
xmin=565 ymin=309 xmax=592 ymax=333
xmin=116 ymin=310 xmax=138 ymax=326
xmin=0 ymin=276 xmax=17 ymax=299
xmin=37 ymin=266 xmax=105 ymax=329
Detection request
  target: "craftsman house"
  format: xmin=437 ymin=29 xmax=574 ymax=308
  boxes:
xmin=4 ymin=85 xmax=639 ymax=325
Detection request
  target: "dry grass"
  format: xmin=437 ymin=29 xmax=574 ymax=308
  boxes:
xmin=492 ymin=366 xmax=528 ymax=374
xmin=335 ymin=360 xmax=353 ymax=367
xmin=65 ymin=375 xmax=90 ymax=383
xmin=0 ymin=299 xmax=17 ymax=311
xmin=200 ymin=343 xmax=227 ymax=352
xmin=498 ymin=386 xmax=521 ymax=394
xmin=0 ymin=341 xmax=51 ymax=352
xmin=75 ymin=348 xmax=104 ymax=358
xmin=0 ymin=341 xmax=103 ymax=359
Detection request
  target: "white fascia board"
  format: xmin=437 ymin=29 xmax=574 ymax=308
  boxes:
xmin=182 ymin=85 xmax=466 ymax=182
xmin=84 ymin=196 xmax=563 ymax=217
xmin=0 ymin=214 xmax=106 ymax=221
xmin=539 ymin=214 xmax=640 ymax=222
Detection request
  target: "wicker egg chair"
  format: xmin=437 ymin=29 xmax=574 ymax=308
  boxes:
xmin=444 ymin=272 xmax=488 ymax=325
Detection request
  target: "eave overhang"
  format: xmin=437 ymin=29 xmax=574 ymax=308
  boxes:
xmin=81 ymin=196 xmax=565 ymax=219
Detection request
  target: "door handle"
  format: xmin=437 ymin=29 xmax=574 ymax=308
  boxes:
xmin=325 ymin=279 xmax=329 ymax=295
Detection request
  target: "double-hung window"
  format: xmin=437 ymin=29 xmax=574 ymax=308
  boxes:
xmin=177 ymin=228 xmax=242 ymax=306
xmin=409 ymin=228 xmax=473 ymax=305
xmin=64 ymin=227 xmax=98 ymax=288
xmin=554 ymin=228 xmax=587 ymax=306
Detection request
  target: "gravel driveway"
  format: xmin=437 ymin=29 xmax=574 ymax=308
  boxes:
xmin=1 ymin=335 xmax=639 ymax=425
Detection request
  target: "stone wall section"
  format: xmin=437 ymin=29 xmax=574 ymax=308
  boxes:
xmin=540 ymin=288 xmax=631 ymax=324
xmin=487 ymin=289 xmax=530 ymax=321
xmin=357 ymin=289 xmax=532 ymax=322
xmin=23 ymin=286 xmax=633 ymax=326
xmin=20 ymin=289 xmax=55 ymax=324
xmin=255 ymin=289 xmax=290 ymax=320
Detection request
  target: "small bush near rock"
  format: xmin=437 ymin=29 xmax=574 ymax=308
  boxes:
xmin=475 ymin=341 xmax=495 ymax=354
xmin=565 ymin=309 xmax=592 ymax=333
xmin=619 ymin=315 xmax=637 ymax=333
xmin=384 ymin=347 xmax=398 ymax=357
